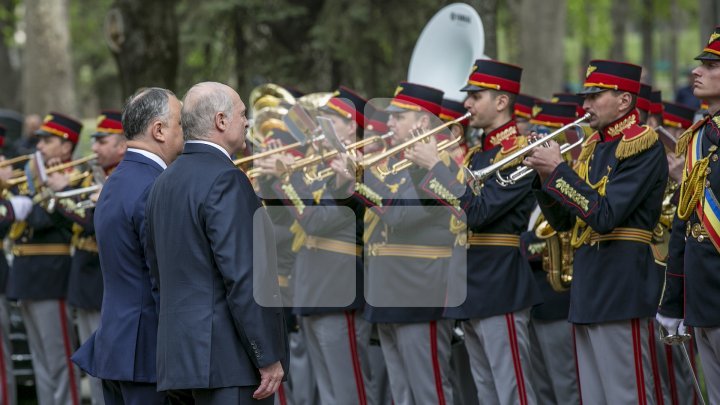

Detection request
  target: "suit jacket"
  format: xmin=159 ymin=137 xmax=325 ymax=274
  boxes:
xmin=145 ymin=142 xmax=287 ymax=390
xmin=72 ymin=151 xmax=164 ymax=382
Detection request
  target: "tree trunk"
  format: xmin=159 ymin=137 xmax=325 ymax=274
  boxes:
xmin=503 ymin=0 xmax=522 ymax=64
xmin=699 ymin=0 xmax=720 ymax=46
xmin=640 ymin=0 xmax=654 ymax=84
xmin=469 ymin=0 xmax=499 ymax=59
xmin=669 ymin=0 xmax=679 ymax=92
xmin=518 ymin=0 xmax=567 ymax=98
xmin=610 ymin=0 xmax=627 ymax=61
xmin=108 ymin=0 xmax=179 ymax=99
xmin=579 ymin=0 xmax=593 ymax=84
xmin=0 ymin=0 xmax=20 ymax=111
xmin=22 ymin=0 xmax=76 ymax=116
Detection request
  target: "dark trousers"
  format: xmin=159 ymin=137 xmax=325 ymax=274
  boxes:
xmin=102 ymin=380 xmax=167 ymax=405
xmin=192 ymin=386 xmax=274 ymax=405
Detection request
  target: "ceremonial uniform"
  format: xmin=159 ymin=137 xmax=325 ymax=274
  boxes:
xmin=522 ymin=101 xmax=580 ymax=405
xmin=535 ymin=60 xmax=667 ymax=404
xmin=8 ymin=113 xmax=83 ymax=405
xmin=360 ymin=82 xmax=456 ymax=405
xmin=652 ymin=101 xmax=699 ymax=405
xmin=417 ymin=59 xmax=540 ymax=405
xmin=274 ymin=87 xmax=372 ymax=405
xmin=659 ymin=28 xmax=720 ymax=403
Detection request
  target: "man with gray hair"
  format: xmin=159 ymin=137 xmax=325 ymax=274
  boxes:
xmin=72 ymin=87 xmax=184 ymax=404
xmin=145 ymin=81 xmax=287 ymax=404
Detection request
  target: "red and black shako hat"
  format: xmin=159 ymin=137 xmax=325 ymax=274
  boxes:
xmin=93 ymin=109 xmax=123 ymax=138
xmin=637 ymin=83 xmax=652 ymax=113
xmin=386 ymin=82 xmax=443 ymax=116
xmin=439 ymin=98 xmax=469 ymax=126
xmin=552 ymin=93 xmax=585 ymax=116
xmin=461 ymin=59 xmax=522 ymax=94
xmin=514 ymin=93 xmax=539 ymax=119
xmin=696 ymin=26 xmax=720 ymax=60
xmin=650 ymin=90 xmax=663 ymax=115
xmin=662 ymin=102 xmax=695 ymax=129
xmin=579 ymin=60 xmax=642 ymax=95
xmin=530 ymin=101 xmax=578 ymax=128
xmin=35 ymin=112 xmax=83 ymax=145
xmin=321 ymin=86 xmax=370 ymax=129
xmin=364 ymin=103 xmax=390 ymax=134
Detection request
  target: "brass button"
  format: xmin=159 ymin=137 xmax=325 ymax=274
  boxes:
xmin=710 ymin=145 xmax=718 ymax=153
xmin=706 ymin=167 xmax=712 ymax=175
xmin=686 ymin=222 xmax=691 ymax=237
xmin=691 ymin=223 xmax=703 ymax=239
xmin=698 ymin=235 xmax=705 ymax=243
xmin=707 ymin=180 xmax=712 ymax=188
xmin=713 ymin=154 xmax=719 ymax=162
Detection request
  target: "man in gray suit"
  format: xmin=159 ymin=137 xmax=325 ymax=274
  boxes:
xmin=145 ymin=82 xmax=287 ymax=404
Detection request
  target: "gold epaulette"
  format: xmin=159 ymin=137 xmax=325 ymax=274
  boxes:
xmin=676 ymin=116 xmax=709 ymax=157
xmin=615 ymin=125 xmax=658 ymax=160
xmin=494 ymin=135 xmax=528 ymax=171
xmin=577 ymin=131 xmax=600 ymax=165
xmin=463 ymin=145 xmax=482 ymax=167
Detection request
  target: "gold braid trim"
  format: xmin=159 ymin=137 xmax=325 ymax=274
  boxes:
xmin=363 ymin=210 xmax=381 ymax=244
xmin=570 ymin=175 xmax=609 ymax=248
xmin=677 ymin=156 xmax=710 ymax=220
xmin=449 ymin=215 xmax=467 ymax=247
xmin=463 ymin=145 xmax=482 ymax=167
xmin=576 ymin=134 xmax=599 ymax=172
xmin=289 ymin=220 xmax=307 ymax=253
xmin=615 ymin=126 xmax=658 ymax=160
xmin=676 ymin=117 xmax=708 ymax=157
xmin=9 ymin=221 xmax=26 ymax=241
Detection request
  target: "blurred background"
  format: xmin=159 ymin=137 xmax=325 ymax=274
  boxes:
xmin=0 ymin=0 xmax=717 ymax=153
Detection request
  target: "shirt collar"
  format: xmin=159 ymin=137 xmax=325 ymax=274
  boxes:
xmin=127 ymin=148 xmax=167 ymax=170
xmin=482 ymin=119 xmax=519 ymax=151
xmin=185 ymin=140 xmax=232 ymax=161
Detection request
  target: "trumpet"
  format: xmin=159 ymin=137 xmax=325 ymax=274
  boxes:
xmin=360 ymin=112 xmax=471 ymax=169
xmin=464 ymin=113 xmax=590 ymax=194
xmin=0 ymin=154 xmax=32 ymax=168
xmin=5 ymin=153 xmax=98 ymax=188
xmin=277 ymin=131 xmax=395 ymax=176
xmin=307 ymin=131 xmax=395 ymax=182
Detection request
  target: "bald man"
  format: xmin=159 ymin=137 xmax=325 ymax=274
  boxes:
xmin=145 ymin=82 xmax=287 ymax=404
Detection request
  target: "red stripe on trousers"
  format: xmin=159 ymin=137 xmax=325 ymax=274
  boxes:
xmin=632 ymin=319 xmax=648 ymax=405
xmin=505 ymin=314 xmax=528 ymax=405
xmin=572 ymin=325 xmax=583 ymax=405
xmin=59 ymin=301 xmax=80 ymax=405
xmin=278 ymin=384 xmax=287 ymax=405
xmin=647 ymin=320 xmax=664 ymax=405
xmin=344 ymin=311 xmax=367 ymax=405
xmin=0 ymin=317 xmax=7 ymax=405
xmin=665 ymin=345 xmax=679 ymax=405
xmin=429 ymin=321 xmax=446 ymax=405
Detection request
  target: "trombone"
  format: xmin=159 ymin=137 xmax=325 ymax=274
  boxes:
xmin=359 ymin=112 xmax=471 ymax=169
xmin=464 ymin=113 xmax=591 ymax=194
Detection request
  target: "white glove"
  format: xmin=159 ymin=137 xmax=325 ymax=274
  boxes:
xmin=656 ymin=313 xmax=683 ymax=335
xmin=678 ymin=320 xmax=687 ymax=336
xmin=9 ymin=196 xmax=33 ymax=221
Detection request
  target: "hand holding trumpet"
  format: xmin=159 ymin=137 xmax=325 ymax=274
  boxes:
xmin=523 ymin=140 xmax=564 ymax=183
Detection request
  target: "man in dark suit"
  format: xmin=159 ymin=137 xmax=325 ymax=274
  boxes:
xmin=72 ymin=87 xmax=184 ymax=404
xmin=145 ymin=82 xmax=287 ymax=404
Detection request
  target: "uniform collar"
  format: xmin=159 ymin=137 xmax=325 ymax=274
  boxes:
xmin=600 ymin=109 xmax=640 ymax=142
xmin=482 ymin=119 xmax=519 ymax=151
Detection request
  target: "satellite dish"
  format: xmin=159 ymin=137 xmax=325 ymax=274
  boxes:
xmin=408 ymin=3 xmax=486 ymax=102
